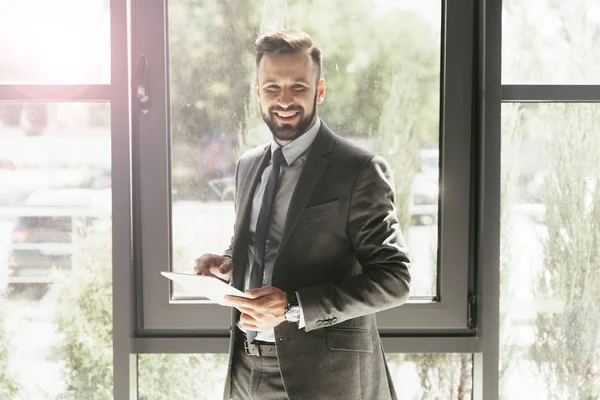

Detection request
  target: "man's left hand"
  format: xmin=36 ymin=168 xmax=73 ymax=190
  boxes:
xmin=224 ymin=286 xmax=288 ymax=331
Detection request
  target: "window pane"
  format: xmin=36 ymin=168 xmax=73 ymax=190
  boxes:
xmin=138 ymin=353 xmax=472 ymax=399
xmin=500 ymin=103 xmax=600 ymax=398
xmin=0 ymin=102 xmax=112 ymax=399
xmin=169 ymin=0 xmax=441 ymax=299
xmin=502 ymin=0 xmax=600 ymax=84
xmin=0 ymin=0 xmax=110 ymax=84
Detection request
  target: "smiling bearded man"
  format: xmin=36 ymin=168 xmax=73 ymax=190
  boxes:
xmin=194 ymin=28 xmax=412 ymax=400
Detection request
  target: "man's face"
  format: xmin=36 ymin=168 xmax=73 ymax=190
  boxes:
xmin=256 ymin=50 xmax=325 ymax=143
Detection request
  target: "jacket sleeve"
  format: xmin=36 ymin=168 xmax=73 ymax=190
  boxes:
xmin=296 ymin=155 xmax=411 ymax=331
xmin=223 ymin=158 xmax=241 ymax=259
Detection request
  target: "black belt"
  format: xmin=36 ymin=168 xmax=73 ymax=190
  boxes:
xmin=235 ymin=328 xmax=277 ymax=358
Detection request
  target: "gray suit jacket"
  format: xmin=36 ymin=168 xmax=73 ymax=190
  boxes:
xmin=223 ymin=123 xmax=411 ymax=400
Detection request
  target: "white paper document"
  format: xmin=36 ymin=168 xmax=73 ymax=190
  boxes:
xmin=161 ymin=271 xmax=250 ymax=306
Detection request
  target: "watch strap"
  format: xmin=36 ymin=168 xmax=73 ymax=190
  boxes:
xmin=287 ymin=291 xmax=298 ymax=308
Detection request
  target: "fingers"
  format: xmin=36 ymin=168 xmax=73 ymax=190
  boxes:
xmin=219 ymin=258 xmax=234 ymax=273
xmin=225 ymin=295 xmax=255 ymax=309
xmin=209 ymin=263 xmax=232 ymax=281
xmin=240 ymin=313 xmax=260 ymax=331
xmin=194 ymin=255 xmax=212 ymax=274
xmin=225 ymin=296 xmax=268 ymax=318
xmin=233 ymin=305 xmax=256 ymax=316
xmin=194 ymin=255 xmax=233 ymax=281
xmin=244 ymin=286 xmax=277 ymax=299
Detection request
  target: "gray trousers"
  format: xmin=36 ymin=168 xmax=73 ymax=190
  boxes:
xmin=230 ymin=328 xmax=288 ymax=400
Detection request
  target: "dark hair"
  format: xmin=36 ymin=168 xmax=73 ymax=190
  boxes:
xmin=255 ymin=29 xmax=322 ymax=80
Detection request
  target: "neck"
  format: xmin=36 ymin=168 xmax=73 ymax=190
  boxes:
xmin=276 ymin=138 xmax=292 ymax=146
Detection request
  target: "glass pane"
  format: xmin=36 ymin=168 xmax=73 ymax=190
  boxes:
xmin=138 ymin=353 xmax=472 ymax=399
xmin=0 ymin=0 xmax=110 ymax=84
xmin=0 ymin=102 xmax=112 ymax=399
xmin=500 ymin=103 xmax=600 ymax=399
xmin=502 ymin=0 xmax=600 ymax=84
xmin=169 ymin=0 xmax=441 ymax=299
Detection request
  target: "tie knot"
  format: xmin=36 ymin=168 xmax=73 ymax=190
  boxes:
xmin=272 ymin=147 xmax=286 ymax=167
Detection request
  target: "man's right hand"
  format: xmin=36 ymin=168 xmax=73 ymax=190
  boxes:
xmin=194 ymin=254 xmax=234 ymax=283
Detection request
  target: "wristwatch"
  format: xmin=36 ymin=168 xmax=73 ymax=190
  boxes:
xmin=285 ymin=291 xmax=301 ymax=323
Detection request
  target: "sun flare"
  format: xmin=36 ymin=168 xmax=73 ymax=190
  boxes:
xmin=0 ymin=0 xmax=110 ymax=83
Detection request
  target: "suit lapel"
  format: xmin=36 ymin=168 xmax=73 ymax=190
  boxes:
xmin=279 ymin=124 xmax=334 ymax=252
xmin=232 ymin=144 xmax=270 ymax=290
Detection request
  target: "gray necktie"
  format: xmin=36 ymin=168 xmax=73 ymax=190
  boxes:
xmin=247 ymin=147 xmax=286 ymax=343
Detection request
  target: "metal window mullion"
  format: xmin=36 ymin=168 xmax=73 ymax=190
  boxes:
xmin=135 ymin=0 xmax=180 ymax=331
xmin=111 ymin=0 xmax=136 ymax=399
xmin=502 ymin=85 xmax=600 ymax=102
xmin=475 ymin=0 xmax=502 ymax=398
xmin=0 ymin=85 xmax=111 ymax=101
xmin=436 ymin=0 xmax=475 ymax=328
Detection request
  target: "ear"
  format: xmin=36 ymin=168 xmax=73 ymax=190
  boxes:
xmin=316 ymin=78 xmax=326 ymax=105
xmin=255 ymin=78 xmax=260 ymax=100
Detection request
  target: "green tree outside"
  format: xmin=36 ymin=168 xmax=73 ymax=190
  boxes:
xmin=0 ymin=308 xmax=18 ymax=400
xmin=529 ymin=104 xmax=600 ymax=399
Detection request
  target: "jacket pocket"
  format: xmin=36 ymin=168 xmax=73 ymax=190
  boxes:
xmin=299 ymin=200 xmax=339 ymax=220
xmin=325 ymin=328 xmax=373 ymax=353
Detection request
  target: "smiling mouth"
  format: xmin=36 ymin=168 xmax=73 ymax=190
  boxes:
xmin=273 ymin=110 xmax=300 ymax=122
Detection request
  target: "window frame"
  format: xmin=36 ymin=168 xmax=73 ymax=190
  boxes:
xmin=132 ymin=0 xmax=477 ymax=334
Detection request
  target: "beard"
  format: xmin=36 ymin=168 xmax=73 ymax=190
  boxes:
xmin=261 ymin=91 xmax=318 ymax=142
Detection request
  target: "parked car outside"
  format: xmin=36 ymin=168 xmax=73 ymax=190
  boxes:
xmin=0 ymin=189 xmax=111 ymax=289
xmin=409 ymin=148 xmax=439 ymax=225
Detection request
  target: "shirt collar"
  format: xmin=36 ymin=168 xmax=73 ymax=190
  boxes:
xmin=270 ymin=117 xmax=322 ymax=165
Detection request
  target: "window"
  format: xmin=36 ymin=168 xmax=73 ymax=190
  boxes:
xmin=137 ymin=353 xmax=473 ymax=400
xmin=136 ymin=0 xmax=475 ymax=333
xmin=500 ymin=103 xmax=600 ymax=399
xmin=0 ymin=102 xmax=112 ymax=399
xmin=502 ymin=0 xmax=600 ymax=84
xmin=499 ymin=0 xmax=600 ymax=397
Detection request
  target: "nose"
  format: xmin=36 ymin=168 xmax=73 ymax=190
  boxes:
xmin=277 ymin=88 xmax=293 ymax=109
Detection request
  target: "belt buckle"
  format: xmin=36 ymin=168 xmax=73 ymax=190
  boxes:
xmin=244 ymin=341 xmax=257 ymax=356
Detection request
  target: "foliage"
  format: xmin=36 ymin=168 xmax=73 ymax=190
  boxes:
xmin=169 ymin=0 xmax=261 ymax=147
xmin=373 ymin=70 xmax=430 ymax=229
xmin=53 ymin=223 xmax=114 ymax=400
xmin=501 ymin=0 xmax=600 ymax=397
xmin=138 ymin=353 xmax=227 ymax=400
xmin=286 ymin=0 xmax=439 ymax=142
xmin=530 ymin=104 xmax=600 ymax=399
xmin=398 ymin=354 xmax=472 ymax=400
xmin=169 ymin=0 xmax=439 ymax=144
xmin=0 ymin=307 xmax=18 ymax=400
xmin=53 ymin=224 xmax=228 ymax=400
xmin=168 ymin=0 xmax=440 ymax=200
